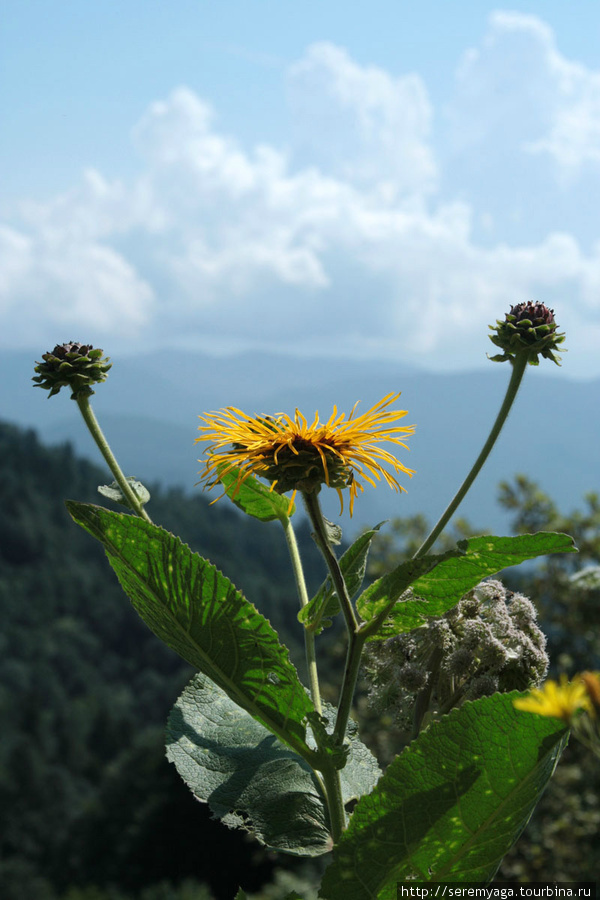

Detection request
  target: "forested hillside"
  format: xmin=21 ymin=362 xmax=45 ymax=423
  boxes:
xmin=1 ymin=422 xmax=599 ymax=898
xmin=0 ymin=421 xmax=324 ymax=900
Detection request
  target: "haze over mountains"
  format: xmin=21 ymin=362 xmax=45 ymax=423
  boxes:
xmin=4 ymin=348 xmax=597 ymax=537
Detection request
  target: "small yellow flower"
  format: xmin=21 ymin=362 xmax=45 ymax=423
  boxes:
xmin=196 ymin=392 xmax=415 ymax=516
xmin=513 ymin=674 xmax=592 ymax=723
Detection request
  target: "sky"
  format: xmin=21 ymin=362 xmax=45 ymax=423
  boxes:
xmin=2 ymin=1 xmax=600 ymax=378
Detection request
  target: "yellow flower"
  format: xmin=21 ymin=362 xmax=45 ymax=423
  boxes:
xmin=513 ymin=674 xmax=592 ymax=723
xmin=196 ymin=392 xmax=415 ymax=516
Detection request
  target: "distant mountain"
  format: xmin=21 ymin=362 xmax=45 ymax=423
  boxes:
xmin=4 ymin=348 xmax=598 ymax=536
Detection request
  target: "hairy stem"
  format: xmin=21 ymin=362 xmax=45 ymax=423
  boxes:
xmin=414 ymin=353 xmax=529 ymax=558
xmin=301 ymin=490 xmax=364 ymax=837
xmin=302 ymin=490 xmax=358 ymax=634
xmin=334 ymin=630 xmax=367 ymax=745
xmin=411 ymin=646 xmax=443 ymax=740
xmin=302 ymin=490 xmax=363 ymax=752
xmin=320 ymin=760 xmax=347 ymax=843
xmin=76 ymin=395 xmax=152 ymax=523
xmin=280 ymin=515 xmax=322 ymax=714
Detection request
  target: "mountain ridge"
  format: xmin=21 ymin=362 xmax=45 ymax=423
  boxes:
xmin=5 ymin=348 xmax=597 ymax=536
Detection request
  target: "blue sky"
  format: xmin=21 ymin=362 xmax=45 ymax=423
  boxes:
xmin=2 ymin=1 xmax=600 ymax=377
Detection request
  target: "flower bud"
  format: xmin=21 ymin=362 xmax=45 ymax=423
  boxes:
xmin=488 ymin=302 xmax=566 ymax=366
xmin=33 ymin=342 xmax=112 ymax=399
xmin=397 ymin=663 xmax=428 ymax=692
xmin=466 ymin=674 xmax=499 ymax=701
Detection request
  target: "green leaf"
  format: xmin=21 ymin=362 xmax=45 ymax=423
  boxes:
xmin=167 ymin=673 xmax=331 ymax=856
xmin=321 ymin=516 xmax=343 ymax=546
xmin=356 ymin=548 xmax=463 ymax=634
xmin=167 ymin=674 xmax=381 ymax=857
xmin=320 ymin=692 xmax=568 ymax=898
xmin=234 ymin=891 xmax=248 ymax=900
xmin=358 ymin=532 xmax=576 ymax=639
xmin=217 ymin=465 xmax=295 ymax=521
xmin=300 ymin=524 xmax=385 ymax=634
xmin=412 ymin=533 xmax=576 ymax=604
xmin=66 ymin=502 xmax=314 ymax=757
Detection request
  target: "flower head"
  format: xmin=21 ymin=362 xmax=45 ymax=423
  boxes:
xmin=513 ymin=674 xmax=591 ymax=723
xmin=33 ymin=342 xmax=112 ymax=399
xmin=488 ymin=302 xmax=566 ymax=366
xmin=365 ymin=579 xmax=548 ymax=729
xmin=196 ymin=392 xmax=415 ymax=515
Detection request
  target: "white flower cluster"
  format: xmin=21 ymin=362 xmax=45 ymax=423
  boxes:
xmin=364 ymin=579 xmax=549 ymax=733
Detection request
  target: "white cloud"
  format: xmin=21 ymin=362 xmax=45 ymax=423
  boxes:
xmin=0 ymin=201 xmax=154 ymax=347
xmin=287 ymin=42 xmax=437 ymax=198
xmin=450 ymin=11 xmax=600 ymax=176
xmin=2 ymin=33 xmax=600 ymax=377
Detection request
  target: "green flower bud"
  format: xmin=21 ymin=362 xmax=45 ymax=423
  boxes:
xmin=33 ymin=342 xmax=112 ymax=399
xmin=488 ymin=302 xmax=566 ymax=366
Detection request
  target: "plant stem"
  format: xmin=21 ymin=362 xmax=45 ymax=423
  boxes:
xmin=302 ymin=490 xmax=358 ymax=635
xmin=301 ymin=489 xmax=360 ymax=837
xmin=411 ymin=646 xmax=443 ymax=739
xmin=301 ymin=490 xmax=363 ymax=744
xmin=320 ymin=761 xmax=347 ymax=843
xmin=333 ymin=630 xmax=367 ymax=745
xmin=414 ymin=352 xmax=529 ymax=559
xmin=280 ymin=515 xmax=322 ymax=714
xmin=76 ymin=395 xmax=153 ymax=523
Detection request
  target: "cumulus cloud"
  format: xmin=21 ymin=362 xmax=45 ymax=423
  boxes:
xmin=448 ymin=11 xmax=600 ymax=177
xmin=286 ymin=42 xmax=437 ymax=198
xmin=0 ymin=201 xmax=153 ymax=348
xmin=2 ymin=27 xmax=600 ymax=376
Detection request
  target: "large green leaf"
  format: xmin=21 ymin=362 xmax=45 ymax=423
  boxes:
xmin=411 ymin=533 xmax=576 ymax=604
xmin=356 ymin=549 xmax=463 ymax=634
xmin=299 ymin=524 xmax=385 ymax=634
xmin=66 ymin=502 xmax=314 ymax=758
xmin=217 ymin=465 xmax=295 ymax=521
xmin=167 ymin=673 xmax=330 ymax=856
xmin=358 ymin=532 xmax=576 ymax=638
xmin=167 ymin=674 xmax=381 ymax=856
xmin=320 ymin=692 xmax=568 ymax=898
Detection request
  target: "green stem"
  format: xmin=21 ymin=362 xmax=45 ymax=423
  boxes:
xmin=301 ymin=490 xmax=362 ymax=749
xmin=302 ymin=490 xmax=358 ymax=635
xmin=414 ymin=352 xmax=529 ymax=559
xmin=280 ymin=515 xmax=322 ymax=715
xmin=301 ymin=489 xmax=359 ymax=837
xmin=320 ymin=761 xmax=347 ymax=842
xmin=76 ymin=395 xmax=152 ymax=524
xmin=334 ymin=630 xmax=366 ymax=745
xmin=411 ymin=646 xmax=443 ymax=740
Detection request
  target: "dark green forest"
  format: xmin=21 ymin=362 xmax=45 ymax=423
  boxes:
xmin=0 ymin=421 xmax=326 ymax=900
xmin=0 ymin=421 xmax=598 ymax=899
